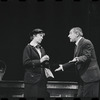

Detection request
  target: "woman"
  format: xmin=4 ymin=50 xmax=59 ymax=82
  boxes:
xmin=23 ymin=28 xmax=50 ymax=98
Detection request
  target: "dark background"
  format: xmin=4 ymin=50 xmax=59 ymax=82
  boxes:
xmin=0 ymin=0 xmax=100 ymax=81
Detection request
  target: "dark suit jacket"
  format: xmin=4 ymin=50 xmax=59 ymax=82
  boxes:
xmin=23 ymin=44 xmax=50 ymax=84
xmin=63 ymin=37 xmax=100 ymax=83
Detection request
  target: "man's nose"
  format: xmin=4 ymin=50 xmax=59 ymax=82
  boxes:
xmin=68 ymin=35 xmax=70 ymax=37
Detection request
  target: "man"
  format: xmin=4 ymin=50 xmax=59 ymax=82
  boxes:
xmin=55 ymin=27 xmax=100 ymax=97
xmin=23 ymin=28 xmax=51 ymax=98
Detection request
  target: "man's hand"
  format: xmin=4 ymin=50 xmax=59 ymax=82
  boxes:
xmin=69 ymin=57 xmax=79 ymax=63
xmin=40 ymin=55 xmax=50 ymax=63
xmin=55 ymin=64 xmax=63 ymax=72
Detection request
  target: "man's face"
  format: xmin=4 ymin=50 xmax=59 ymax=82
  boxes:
xmin=34 ymin=33 xmax=45 ymax=44
xmin=68 ymin=30 xmax=78 ymax=42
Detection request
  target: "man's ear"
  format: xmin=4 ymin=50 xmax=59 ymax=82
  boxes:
xmin=76 ymin=32 xmax=80 ymax=37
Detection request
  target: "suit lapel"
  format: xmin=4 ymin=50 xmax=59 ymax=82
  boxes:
xmin=29 ymin=44 xmax=46 ymax=58
xmin=74 ymin=45 xmax=78 ymax=57
xmin=40 ymin=47 xmax=45 ymax=57
xmin=74 ymin=37 xmax=84 ymax=57
xmin=30 ymin=45 xmax=41 ymax=58
xmin=33 ymin=46 xmax=45 ymax=58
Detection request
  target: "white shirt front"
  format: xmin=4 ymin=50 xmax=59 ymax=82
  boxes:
xmin=29 ymin=42 xmax=42 ymax=58
xmin=35 ymin=47 xmax=41 ymax=58
xmin=75 ymin=37 xmax=82 ymax=46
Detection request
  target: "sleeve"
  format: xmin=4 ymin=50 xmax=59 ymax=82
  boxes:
xmin=62 ymin=62 xmax=75 ymax=70
xmin=23 ymin=46 xmax=41 ymax=69
xmin=42 ymin=60 xmax=50 ymax=69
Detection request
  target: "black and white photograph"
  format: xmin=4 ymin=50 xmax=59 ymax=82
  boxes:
xmin=0 ymin=0 xmax=100 ymax=99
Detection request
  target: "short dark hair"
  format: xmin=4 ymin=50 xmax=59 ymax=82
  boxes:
xmin=29 ymin=28 xmax=45 ymax=40
xmin=29 ymin=28 xmax=45 ymax=37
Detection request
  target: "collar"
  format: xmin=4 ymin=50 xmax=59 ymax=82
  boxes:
xmin=29 ymin=42 xmax=38 ymax=48
xmin=75 ymin=37 xmax=82 ymax=46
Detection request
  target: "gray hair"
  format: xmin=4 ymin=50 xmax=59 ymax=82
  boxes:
xmin=71 ymin=27 xmax=83 ymax=36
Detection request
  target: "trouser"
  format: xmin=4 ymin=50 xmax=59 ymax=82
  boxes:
xmin=77 ymin=81 xmax=99 ymax=97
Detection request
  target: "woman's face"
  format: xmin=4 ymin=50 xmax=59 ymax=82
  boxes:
xmin=34 ymin=34 xmax=45 ymax=44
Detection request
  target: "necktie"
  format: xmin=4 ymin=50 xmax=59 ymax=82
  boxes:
xmin=35 ymin=44 xmax=41 ymax=49
xmin=74 ymin=45 xmax=78 ymax=57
